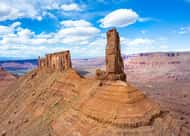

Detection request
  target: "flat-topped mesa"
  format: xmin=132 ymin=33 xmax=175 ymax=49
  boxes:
xmin=96 ymin=28 xmax=126 ymax=81
xmin=38 ymin=50 xmax=72 ymax=71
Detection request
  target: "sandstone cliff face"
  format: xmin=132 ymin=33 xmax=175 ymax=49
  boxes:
xmin=38 ymin=50 xmax=72 ymax=71
xmin=96 ymin=28 xmax=126 ymax=81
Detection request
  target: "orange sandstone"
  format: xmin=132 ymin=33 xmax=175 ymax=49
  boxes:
xmin=38 ymin=50 xmax=72 ymax=71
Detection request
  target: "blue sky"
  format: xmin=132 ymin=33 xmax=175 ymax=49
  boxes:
xmin=0 ymin=0 xmax=190 ymax=60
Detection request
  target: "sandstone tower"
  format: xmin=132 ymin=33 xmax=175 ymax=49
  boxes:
xmin=96 ymin=28 xmax=126 ymax=81
xmin=38 ymin=50 xmax=72 ymax=71
xmin=83 ymin=29 xmax=161 ymax=128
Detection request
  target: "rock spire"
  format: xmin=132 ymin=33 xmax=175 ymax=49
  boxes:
xmin=96 ymin=28 xmax=126 ymax=81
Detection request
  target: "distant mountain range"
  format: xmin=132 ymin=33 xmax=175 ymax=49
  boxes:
xmin=0 ymin=59 xmax=37 ymax=75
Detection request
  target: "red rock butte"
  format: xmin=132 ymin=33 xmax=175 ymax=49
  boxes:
xmin=38 ymin=50 xmax=72 ymax=71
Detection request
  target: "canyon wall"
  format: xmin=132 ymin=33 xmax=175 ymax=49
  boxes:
xmin=125 ymin=52 xmax=190 ymax=82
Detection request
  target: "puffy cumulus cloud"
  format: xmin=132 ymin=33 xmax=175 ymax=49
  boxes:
xmin=56 ymin=20 xmax=100 ymax=46
xmin=61 ymin=3 xmax=81 ymax=11
xmin=61 ymin=20 xmax=92 ymax=27
xmin=0 ymin=0 xmax=41 ymax=21
xmin=0 ymin=20 xmax=102 ymax=58
xmin=0 ymin=0 xmax=83 ymax=21
xmin=100 ymin=9 xmax=139 ymax=28
xmin=60 ymin=20 xmax=100 ymax=38
xmin=0 ymin=20 xmax=100 ymax=45
xmin=0 ymin=25 xmax=12 ymax=36
xmin=0 ymin=22 xmax=20 ymax=36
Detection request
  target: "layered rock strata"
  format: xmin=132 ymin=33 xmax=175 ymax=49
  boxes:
xmin=80 ymin=80 xmax=161 ymax=128
xmin=38 ymin=50 xmax=72 ymax=71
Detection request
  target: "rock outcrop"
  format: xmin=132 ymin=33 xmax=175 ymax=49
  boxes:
xmin=38 ymin=50 xmax=72 ymax=71
xmin=96 ymin=28 xmax=126 ymax=81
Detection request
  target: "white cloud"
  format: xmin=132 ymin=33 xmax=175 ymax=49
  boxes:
xmin=61 ymin=20 xmax=92 ymax=27
xmin=100 ymin=9 xmax=139 ymax=28
xmin=0 ymin=20 xmax=100 ymax=46
xmin=0 ymin=26 xmax=12 ymax=35
xmin=61 ymin=3 xmax=81 ymax=11
xmin=0 ymin=21 xmax=21 ymax=36
xmin=0 ymin=0 xmax=83 ymax=21
xmin=10 ymin=22 xmax=21 ymax=28
xmin=0 ymin=20 xmax=101 ymax=58
xmin=0 ymin=0 xmax=41 ymax=21
xmin=57 ymin=20 xmax=100 ymax=45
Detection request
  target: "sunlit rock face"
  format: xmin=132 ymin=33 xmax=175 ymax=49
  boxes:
xmin=96 ymin=28 xmax=126 ymax=81
xmin=80 ymin=80 xmax=161 ymax=128
xmin=38 ymin=50 xmax=72 ymax=71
